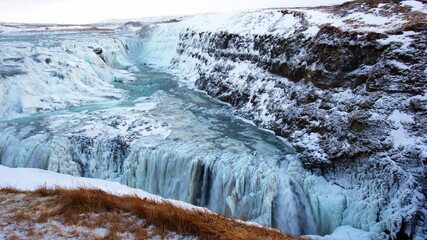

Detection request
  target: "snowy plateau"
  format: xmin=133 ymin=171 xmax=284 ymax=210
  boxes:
xmin=0 ymin=0 xmax=426 ymax=240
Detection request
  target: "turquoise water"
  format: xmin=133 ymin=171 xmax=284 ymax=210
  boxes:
xmin=2 ymin=63 xmax=289 ymax=151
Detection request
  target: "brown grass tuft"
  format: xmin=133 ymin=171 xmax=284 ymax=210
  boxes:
xmin=0 ymin=187 xmax=25 ymax=194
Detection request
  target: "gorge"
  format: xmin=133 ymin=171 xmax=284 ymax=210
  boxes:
xmin=0 ymin=1 xmax=426 ymax=239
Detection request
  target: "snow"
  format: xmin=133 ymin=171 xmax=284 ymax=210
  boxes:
xmin=401 ymin=0 xmax=427 ymax=12
xmin=0 ymin=23 xmax=111 ymax=33
xmin=377 ymin=31 xmax=417 ymax=50
xmin=300 ymin=133 xmax=322 ymax=153
xmin=303 ymin=26 xmax=320 ymax=36
xmin=344 ymin=12 xmax=394 ymax=25
xmin=186 ymin=10 xmax=302 ymax=36
xmin=134 ymin=101 xmax=158 ymax=111
xmin=389 ymin=110 xmax=414 ymax=124
xmin=93 ymin=228 xmax=109 ymax=238
xmin=45 ymin=104 xmax=172 ymax=143
xmin=302 ymin=9 xmax=340 ymax=26
xmin=388 ymin=110 xmax=415 ymax=147
xmin=233 ymin=115 xmax=257 ymax=126
xmin=389 ymin=60 xmax=410 ymax=70
xmin=298 ymin=1 xmax=423 ymax=33
xmin=0 ymin=165 xmax=198 ymax=211
xmin=0 ymin=25 xmax=19 ymax=33
xmin=20 ymin=96 xmax=54 ymax=113
xmin=308 ymin=225 xmax=371 ymax=240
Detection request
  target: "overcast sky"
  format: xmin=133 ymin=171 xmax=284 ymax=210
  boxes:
xmin=0 ymin=0 xmax=351 ymax=24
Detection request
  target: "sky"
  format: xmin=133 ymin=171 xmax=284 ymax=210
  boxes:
xmin=0 ymin=0 xmax=352 ymax=24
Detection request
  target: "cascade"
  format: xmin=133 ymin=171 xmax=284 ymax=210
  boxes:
xmin=0 ymin=32 xmax=317 ymax=234
xmin=0 ymin=101 xmax=316 ymax=235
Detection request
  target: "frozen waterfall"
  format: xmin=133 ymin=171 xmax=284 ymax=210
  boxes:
xmin=0 ymin=31 xmax=317 ymax=236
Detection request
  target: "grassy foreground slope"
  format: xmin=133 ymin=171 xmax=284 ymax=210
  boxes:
xmin=0 ymin=187 xmax=302 ymax=240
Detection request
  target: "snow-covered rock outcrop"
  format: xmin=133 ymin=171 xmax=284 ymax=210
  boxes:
xmin=137 ymin=1 xmax=427 ymax=239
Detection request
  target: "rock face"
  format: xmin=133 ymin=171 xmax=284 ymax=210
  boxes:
xmin=139 ymin=1 xmax=426 ymax=239
xmin=188 ymin=22 xmax=426 ymax=166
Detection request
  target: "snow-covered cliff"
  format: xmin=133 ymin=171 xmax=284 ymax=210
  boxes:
xmin=137 ymin=1 xmax=426 ymax=239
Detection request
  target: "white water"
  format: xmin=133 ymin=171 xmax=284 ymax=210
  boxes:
xmin=0 ymin=31 xmax=317 ymax=236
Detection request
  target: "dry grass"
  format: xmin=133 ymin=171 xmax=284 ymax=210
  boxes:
xmin=312 ymin=0 xmax=427 ymax=30
xmin=21 ymin=27 xmax=115 ymax=33
xmin=0 ymin=187 xmax=303 ymax=240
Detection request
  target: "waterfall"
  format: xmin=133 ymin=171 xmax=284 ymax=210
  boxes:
xmin=0 ymin=30 xmax=318 ymax=236
xmin=273 ymin=173 xmax=317 ymax=235
xmin=0 ymin=112 xmax=317 ymax=236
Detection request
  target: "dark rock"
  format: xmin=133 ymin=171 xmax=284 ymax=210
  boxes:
xmin=0 ymin=65 xmax=26 ymax=78
xmin=3 ymin=57 xmax=25 ymax=63
xmin=49 ymin=71 xmax=64 ymax=79
xmin=409 ymin=98 xmax=427 ymax=112
xmin=93 ymin=47 xmax=103 ymax=55
xmin=93 ymin=48 xmax=107 ymax=63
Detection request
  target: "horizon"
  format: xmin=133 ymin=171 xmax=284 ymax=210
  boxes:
xmin=0 ymin=0 xmax=352 ymax=24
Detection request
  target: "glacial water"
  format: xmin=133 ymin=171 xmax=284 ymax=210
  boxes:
xmin=0 ymin=33 xmax=317 ymax=235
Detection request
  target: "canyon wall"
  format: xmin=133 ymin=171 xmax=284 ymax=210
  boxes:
xmin=138 ymin=1 xmax=426 ymax=239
